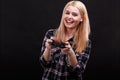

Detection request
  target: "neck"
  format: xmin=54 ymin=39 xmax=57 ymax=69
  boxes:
xmin=65 ymin=28 xmax=76 ymax=40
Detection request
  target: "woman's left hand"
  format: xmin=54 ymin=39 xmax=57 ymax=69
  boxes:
xmin=61 ymin=42 xmax=73 ymax=55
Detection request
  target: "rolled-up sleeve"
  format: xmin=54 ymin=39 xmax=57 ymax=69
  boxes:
xmin=68 ymin=40 xmax=91 ymax=74
xmin=40 ymin=55 xmax=51 ymax=68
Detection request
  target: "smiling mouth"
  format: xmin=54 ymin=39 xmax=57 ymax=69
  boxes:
xmin=65 ymin=19 xmax=74 ymax=25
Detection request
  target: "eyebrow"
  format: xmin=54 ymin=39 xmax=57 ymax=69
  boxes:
xmin=65 ymin=9 xmax=79 ymax=14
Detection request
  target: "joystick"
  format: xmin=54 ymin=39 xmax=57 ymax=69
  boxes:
xmin=51 ymin=39 xmax=66 ymax=48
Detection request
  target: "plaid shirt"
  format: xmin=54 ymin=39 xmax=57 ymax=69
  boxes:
xmin=39 ymin=29 xmax=91 ymax=80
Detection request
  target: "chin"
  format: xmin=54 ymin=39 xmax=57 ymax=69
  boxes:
xmin=65 ymin=24 xmax=72 ymax=28
xmin=66 ymin=27 xmax=74 ymax=29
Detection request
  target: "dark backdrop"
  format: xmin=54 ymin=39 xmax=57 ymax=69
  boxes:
xmin=1 ymin=0 xmax=120 ymax=80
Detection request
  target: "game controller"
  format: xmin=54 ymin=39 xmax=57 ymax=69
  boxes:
xmin=51 ymin=39 xmax=66 ymax=48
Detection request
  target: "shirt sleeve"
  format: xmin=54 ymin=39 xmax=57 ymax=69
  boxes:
xmin=39 ymin=29 xmax=55 ymax=68
xmin=68 ymin=40 xmax=91 ymax=75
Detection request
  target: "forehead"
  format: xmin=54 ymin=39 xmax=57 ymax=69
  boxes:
xmin=65 ymin=5 xmax=79 ymax=13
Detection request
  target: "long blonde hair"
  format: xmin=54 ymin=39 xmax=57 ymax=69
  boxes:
xmin=55 ymin=0 xmax=91 ymax=53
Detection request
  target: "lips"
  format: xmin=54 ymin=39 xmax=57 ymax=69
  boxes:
xmin=65 ymin=19 xmax=74 ymax=25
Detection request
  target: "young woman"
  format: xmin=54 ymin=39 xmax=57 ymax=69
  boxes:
xmin=39 ymin=0 xmax=91 ymax=80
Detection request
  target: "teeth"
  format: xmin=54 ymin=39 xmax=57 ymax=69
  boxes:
xmin=67 ymin=21 xmax=71 ymax=23
xmin=66 ymin=20 xmax=72 ymax=23
xmin=67 ymin=21 xmax=73 ymax=24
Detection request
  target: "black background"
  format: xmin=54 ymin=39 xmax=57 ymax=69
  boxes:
xmin=1 ymin=0 xmax=120 ymax=80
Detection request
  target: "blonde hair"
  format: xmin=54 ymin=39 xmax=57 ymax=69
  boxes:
xmin=55 ymin=0 xmax=91 ymax=53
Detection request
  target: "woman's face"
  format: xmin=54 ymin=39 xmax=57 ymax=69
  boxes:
xmin=63 ymin=6 xmax=82 ymax=29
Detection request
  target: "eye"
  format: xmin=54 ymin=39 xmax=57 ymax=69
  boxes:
xmin=65 ymin=11 xmax=70 ymax=15
xmin=72 ymin=12 xmax=78 ymax=16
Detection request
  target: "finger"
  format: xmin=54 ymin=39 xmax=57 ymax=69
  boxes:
xmin=50 ymin=36 xmax=54 ymax=40
xmin=46 ymin=39 xmax=52 ymax=44
xmin=64 ymin=41 xmax=69 ymax=45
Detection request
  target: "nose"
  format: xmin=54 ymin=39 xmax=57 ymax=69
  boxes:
xmin=68 ymin=14 xmax=72 ymax=18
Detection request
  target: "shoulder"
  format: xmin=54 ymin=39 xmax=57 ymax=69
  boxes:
xmin=45 ymin=29 xmax=57 ymax=39
xmin=87 ymin=39 xmax=91 ymax=48
xmin=47 ymin=29 xmax=56 ymax=33
xmin=85 ymin=39 xmax=91 ymax=52
xmin=88 ymin=39 xmax=91 ymax=45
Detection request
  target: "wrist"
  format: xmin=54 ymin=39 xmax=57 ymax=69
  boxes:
xmin=46 ymin=46 xmax=51 ymax=51
xmin=68 ymin=49 xmax=74 ymax=56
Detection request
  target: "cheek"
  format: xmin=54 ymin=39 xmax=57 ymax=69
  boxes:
xmin=62 ymin=16 xmax=66 ymax=22
xmin=63 ymin=19 xmax=66 ymax=25
xmin=63 ymin=14 xmax=67 ymax=20
xmin=74 ymin=18 xmax=81 ymax=24
xmin=77 ymin=16 xmax=83 ymax=21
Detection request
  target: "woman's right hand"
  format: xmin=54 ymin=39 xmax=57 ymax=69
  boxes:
xmin=45 ymin=37 xmax=54 ymax=50
xmin=43 ymin=37 xmax=54 ymax=61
